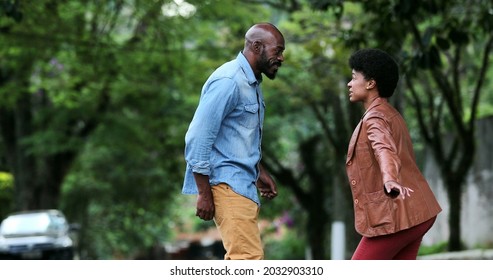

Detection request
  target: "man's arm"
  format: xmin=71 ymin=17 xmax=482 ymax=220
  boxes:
xmin=186 ymin=79 xmax=239 ymax=221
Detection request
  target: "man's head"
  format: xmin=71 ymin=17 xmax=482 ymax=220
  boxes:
xmin=243 ymin=23 xmax=285 ymax=80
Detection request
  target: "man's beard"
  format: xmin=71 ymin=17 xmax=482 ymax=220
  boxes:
xmin=258 ymin=51 xmax=280 ymax=80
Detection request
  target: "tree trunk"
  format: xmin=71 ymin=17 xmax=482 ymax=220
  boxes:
xmin=306 ymin=201 xmax=328 ymax=259
xmin=12 ymin=92 xmax=37 ymax=210
xmin=1 ymin=88 xmax=80 ymax=211
xmin=446 ymin=177 xmax=462 ymax=251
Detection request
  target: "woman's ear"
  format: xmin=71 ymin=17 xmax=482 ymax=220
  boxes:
xmin=366 ymin=79 xmax=376 ymax=90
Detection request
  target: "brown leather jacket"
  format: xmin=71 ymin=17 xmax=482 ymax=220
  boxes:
xmin=346 ymin=98 xmax=441 ymax=237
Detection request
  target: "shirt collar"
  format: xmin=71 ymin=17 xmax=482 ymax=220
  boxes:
xmin=237 ymin=52 xmax=262 ymax=86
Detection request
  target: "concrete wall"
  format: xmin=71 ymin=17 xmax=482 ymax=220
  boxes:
xmin=422 ymin=116 xmax=493 ymax=248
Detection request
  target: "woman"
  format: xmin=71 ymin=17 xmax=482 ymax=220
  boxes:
xmin=345 ymin=48 xmax=442 ymax=260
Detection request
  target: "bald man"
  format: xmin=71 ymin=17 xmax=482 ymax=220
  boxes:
xmin=182 ymin=23 xmax=285 ymax=260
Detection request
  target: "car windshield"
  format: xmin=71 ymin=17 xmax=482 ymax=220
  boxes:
xmin=0 ymin=213 xmax=55 ymax=235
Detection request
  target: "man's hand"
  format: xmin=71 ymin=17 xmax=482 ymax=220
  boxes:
xmin=257 ymin=178 xmax=277 ymax=199
xmin=257 ymin=164 xmax=278 ymax=200
xmin=384 ymin=180 xmax=413 ymax=200
xmin=193 ymin=173 xmax=215 ymax=220
xmin=196 ymin=192 xmax=214 ymax=221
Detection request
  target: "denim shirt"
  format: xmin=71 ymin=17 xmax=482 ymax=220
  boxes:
xmin=182 ymin=52 xmax=264 ymax=205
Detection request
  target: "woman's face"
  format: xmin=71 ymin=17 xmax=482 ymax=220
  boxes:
xmin=347 ymin=70 xmax=370 ymax=103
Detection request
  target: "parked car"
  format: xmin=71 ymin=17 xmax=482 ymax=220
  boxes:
xmin=0 ymin=209 xmax=78 ymax=260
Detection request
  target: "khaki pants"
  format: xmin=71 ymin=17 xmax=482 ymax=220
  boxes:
xmin=212 ymin=183 xmax=263 ymax=260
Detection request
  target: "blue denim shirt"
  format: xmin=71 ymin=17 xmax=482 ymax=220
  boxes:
xmin=182 ymin=52 xmax=264 ymax=205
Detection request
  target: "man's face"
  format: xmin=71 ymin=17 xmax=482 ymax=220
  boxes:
xmin=258 ymin=40 xmax=285 ymax=80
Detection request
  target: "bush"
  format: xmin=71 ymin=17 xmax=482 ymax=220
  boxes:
xmin=263 ymin=226 xmax=306 ymax=260
xmin=418 ymin=241 xmax=448 ymax=255
xmin=0 ymin=172 xmax=14 ymax=219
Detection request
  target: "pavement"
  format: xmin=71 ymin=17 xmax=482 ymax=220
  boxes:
xmin=418 ymin=249 xmax=493 ymax=260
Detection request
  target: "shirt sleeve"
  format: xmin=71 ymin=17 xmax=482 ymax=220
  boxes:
xmin=365 ymin=116 xmax=401 ymax=184
xmin=184 ymin=77 xmax=238 ymax=175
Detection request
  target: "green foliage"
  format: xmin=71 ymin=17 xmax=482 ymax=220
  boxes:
xmin=53 ymin=0 xmax=277 ymax=260
xmin=0 ymin=171 xmax=12 ymax=189
xmin=0 ymin=171 xmax=13 ymax=218
xmin=0 ymin=0 xmax=23 ymax=22
xmin=1 ymin=0 xmax=492 ymax=259
xmin=418 ymin=241 xmax=450 ymax=256
xmin=264 ymin=227 xmax=306 ymax=260
xmin=419 ymin=240 xmax=493 ymax=256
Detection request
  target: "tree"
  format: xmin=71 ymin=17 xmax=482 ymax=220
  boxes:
xmin=0 ymin=0 xmax=282 ymax=259
xmin=261 ymin=0 xmax=493 ymax=256
xmin=0 ymin=0 xmax=120 ymax=210
xmin=5 ymin=0 xmax=489 ymax=259
xmin=0 ymin=0 xmax=199 ymax=258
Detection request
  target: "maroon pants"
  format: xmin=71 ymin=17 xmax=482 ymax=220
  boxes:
xmin=351 ymin=216 xmax=437 ymax=260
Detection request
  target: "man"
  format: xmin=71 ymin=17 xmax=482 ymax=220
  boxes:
xmin=182 ymin=23 xmax=285 ymax=260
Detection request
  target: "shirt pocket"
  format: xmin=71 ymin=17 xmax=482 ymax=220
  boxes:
xmin=238 ymin=103 xmax=259 ymax=128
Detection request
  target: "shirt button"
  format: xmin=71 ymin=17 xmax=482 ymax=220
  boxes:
xmin=351 ymin=180 xmax=356 ymax=185
xmin=354 ymin=199 xmax=359 ymax=204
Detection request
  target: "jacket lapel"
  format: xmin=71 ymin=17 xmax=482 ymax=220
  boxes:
xmin=346 ymin=120 xmax=362 ymax=163
xmin=346 ymin=98 xmax=387 ymax=163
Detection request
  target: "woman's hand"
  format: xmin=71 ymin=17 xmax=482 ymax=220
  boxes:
xmin=384 ymin=181 xmax=414 ymax=199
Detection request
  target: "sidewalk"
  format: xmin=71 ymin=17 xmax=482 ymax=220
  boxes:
xmin=418 ymin=249 xmax=493 ymax=260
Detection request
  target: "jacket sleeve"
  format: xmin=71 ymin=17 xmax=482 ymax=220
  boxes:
xmin=365 ymin=115 xmax=401 ymax=184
